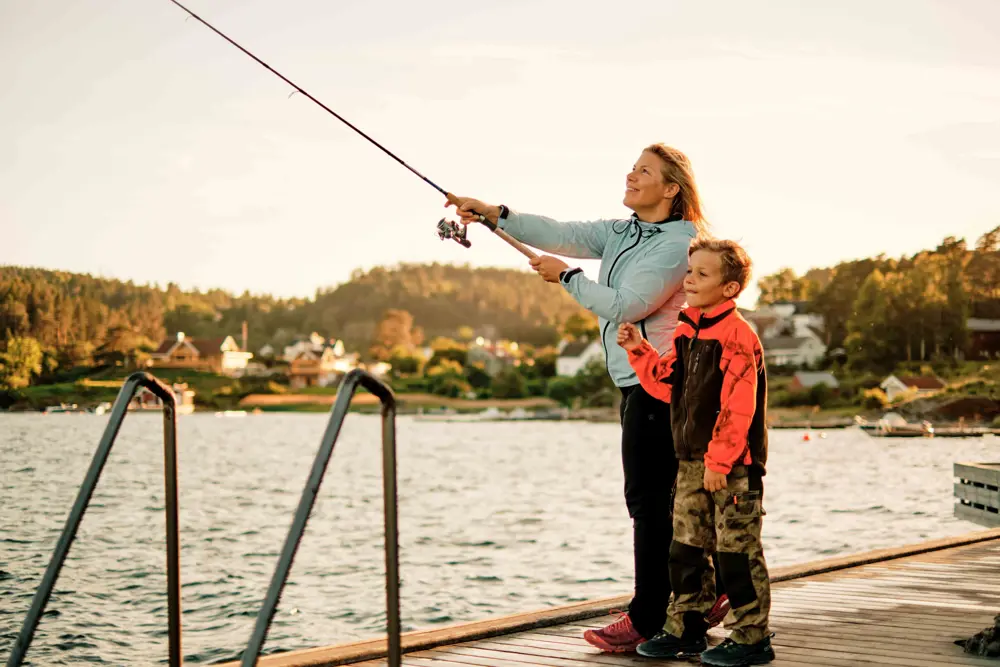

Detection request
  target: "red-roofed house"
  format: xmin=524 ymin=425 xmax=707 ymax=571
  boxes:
xmin=150 ymin=332 xmax=253 ymax=376
xmin=879 ymin=374 xmax=946 ymax=402
xmin=968 ymin=318 xmax=1000 ymax=359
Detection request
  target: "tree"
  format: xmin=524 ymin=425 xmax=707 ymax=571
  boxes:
xmin=370 ymin=309 xmax=418 ymax=360
xmin=811 ymin=257 xmax=889 ymax=351
xmin=573 ymin=358 xmax=617 ymax=407
xmin=546 ymin=376 xmax=579 ymax=407
xmin=756 ymin=268 xmax=816 ymax=306
xmin=561 ymin=313 xmax=600 ymax=341
xmin=533 ymin=352 xmax=558 ymax=378
xmin=463 ymin=364 xmax=492 ymax=392
xmin=387 ymin=345 xmax=423 ymax=377
xmin=492 ymin=367 xmax=528 ymax=398
xmin=0 ymin=335 xmax=44 ymax=389
xmin=975 ymin=225 xmax=1000 ymax=253
xmin=844 ymin=270 xmax=895 ymax=370
xmin=94 ymin=326 xmax=155 ymax=369
xmin=428 ymin=337 xmax=467 ymax=367
xmin=427 ymin=359 xmax=471 ymax=397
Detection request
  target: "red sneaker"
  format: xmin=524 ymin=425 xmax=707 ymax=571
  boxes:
xmin=583 ymin=612 xmax=644 ymax=653
xmin=706 ymin=594 xmax=730 ymax=628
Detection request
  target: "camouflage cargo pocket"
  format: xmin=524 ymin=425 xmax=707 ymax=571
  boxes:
xmin=724 ymin=490 xmax=763 ymax=528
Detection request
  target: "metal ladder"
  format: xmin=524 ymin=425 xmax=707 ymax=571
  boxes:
xmin=6 ymin=368 xmax=401 ymax=667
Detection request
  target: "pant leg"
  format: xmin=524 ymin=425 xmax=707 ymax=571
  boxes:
xmin=711 ymin=465 xmax=771 ymax=644
xmin=663 ymin=460 xmax=717 ymax=639
xmin=620 ymin=384 xmax=677 ymax=639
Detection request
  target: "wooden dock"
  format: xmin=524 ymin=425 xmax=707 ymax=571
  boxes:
xmin=225 ymin=529 xmax=1000 ymax=667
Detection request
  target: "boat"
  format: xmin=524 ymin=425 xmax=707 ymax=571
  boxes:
xmin=771 ymin=418 xmax=853 ymax=429
xmin=42 ymin=403 xmax=88 ymax=414
xmin=862 ymin=412 xmax=934 ymax=438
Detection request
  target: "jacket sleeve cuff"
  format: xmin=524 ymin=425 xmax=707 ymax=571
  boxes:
xmin=627 ymin=340 xmax=657 ymax=362
xmin=704 ymin=455 xmax=733 ymax=475
xmin=496 ymin=208 xmax=516 ymax=231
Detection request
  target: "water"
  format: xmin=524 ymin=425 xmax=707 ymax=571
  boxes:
xmin=1 ymin=413 xmax=997 ymax=664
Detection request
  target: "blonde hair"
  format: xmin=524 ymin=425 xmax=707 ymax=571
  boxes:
xmin=688 ymin=237 xmax=753 ymax=296
xmin=643 ymin=144 xmax=708 ymax=236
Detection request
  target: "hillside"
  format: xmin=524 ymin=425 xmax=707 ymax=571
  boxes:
xmin=0 ymin=263 xmax=589 ymax=369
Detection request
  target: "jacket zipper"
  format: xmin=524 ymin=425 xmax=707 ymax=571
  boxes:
xmin=601 ymin=221 xmax=645 ymax=363
xmin=682 ymin=318 xmax=703 ymax=446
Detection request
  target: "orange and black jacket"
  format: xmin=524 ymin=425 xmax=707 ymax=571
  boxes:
xmin=627 ymin=300 xmax=768 ymax=476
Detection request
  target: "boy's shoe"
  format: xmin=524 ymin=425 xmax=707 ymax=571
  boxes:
xmin=700 ymin=635 xmax=775 ymax=666
xmin=706 ymin=594 xmax=731 ymax=628
xmin=582 ymin=612 xmax=644 ymax=652
xmin=635 ymin=632 xmax=707 ymax=659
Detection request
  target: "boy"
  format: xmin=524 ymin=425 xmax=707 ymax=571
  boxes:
xmin=617 ymin=237 xmax=773 ymax=666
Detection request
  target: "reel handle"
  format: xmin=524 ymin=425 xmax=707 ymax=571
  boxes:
xmin=445 ymin=193 xmax=538 ymax=260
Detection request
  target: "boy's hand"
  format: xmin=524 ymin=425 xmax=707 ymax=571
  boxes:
xmin=617 ymin=323 xmax=642 ymax=351
xmin=704 ymin=468 xmax=727 ymax=492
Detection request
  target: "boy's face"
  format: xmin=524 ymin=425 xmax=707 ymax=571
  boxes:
xmin=684 ymin=249 xmax=739 ymax=310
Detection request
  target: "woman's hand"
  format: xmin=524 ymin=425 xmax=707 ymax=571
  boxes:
xmin=529 ymin=256 xmax=569 ymax=283
xmin=617 ymin=323 xmax=642 ymax=351
xmin=703 ymin=468 xmax=727 ymax=493
xmin=445 ymin=196 xmax=500 ymax=225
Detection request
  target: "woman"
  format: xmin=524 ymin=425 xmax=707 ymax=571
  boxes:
xmin=448 ymin=144 xmax=725 ymax=652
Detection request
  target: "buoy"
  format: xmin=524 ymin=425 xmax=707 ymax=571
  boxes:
xmin=802 ymin=433 xmax=811 ymax=442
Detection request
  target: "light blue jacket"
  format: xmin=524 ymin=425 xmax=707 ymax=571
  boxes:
xmin=499 ymin=210 xmax=696 ymax=387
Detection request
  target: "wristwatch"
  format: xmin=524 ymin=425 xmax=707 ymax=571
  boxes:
xmin=560 ymin=267 xmax=583 ymax=284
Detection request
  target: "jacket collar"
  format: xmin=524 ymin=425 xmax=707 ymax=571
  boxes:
xmin=678 ymin=300 xmax=737 ymax=330
xmin=630 ymin=212 xmax=683 ymax=224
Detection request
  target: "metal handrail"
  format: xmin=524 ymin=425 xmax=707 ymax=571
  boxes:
xmin=241 ymin=369 xmax=399 ymax=667
xmin=6 ymin=371 xmax=182 ymax=667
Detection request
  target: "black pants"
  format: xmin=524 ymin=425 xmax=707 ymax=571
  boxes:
xmin=620 ymin=384 xmax=725 ymax=639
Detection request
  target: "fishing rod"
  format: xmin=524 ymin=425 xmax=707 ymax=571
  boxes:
xmin=166 ymin=0 xmax=536 ymax=259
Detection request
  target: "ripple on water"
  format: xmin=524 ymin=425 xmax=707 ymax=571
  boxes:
xmin=1 ymin=414 xmax=996 ymax=664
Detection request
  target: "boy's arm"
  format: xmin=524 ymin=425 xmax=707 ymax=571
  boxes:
xmin=627 ymin=339 xmax=677 ymax=403
xmin=705 ymin=325 xmax=761 ymax=474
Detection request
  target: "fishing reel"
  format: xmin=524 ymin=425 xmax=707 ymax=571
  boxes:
xmin=436 ymin=218 xmax=471 ymax=248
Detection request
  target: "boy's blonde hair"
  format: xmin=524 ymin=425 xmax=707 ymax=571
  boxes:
xmin=688 ymin=238 xmax=753 ymax=296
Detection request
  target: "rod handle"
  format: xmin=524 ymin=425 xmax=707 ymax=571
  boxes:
xmin=445 ymin=193 xmax=537 ymax=260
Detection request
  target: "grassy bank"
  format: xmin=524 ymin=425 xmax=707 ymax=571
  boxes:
xmin=4 ymin=362 xmax=998 ymax=424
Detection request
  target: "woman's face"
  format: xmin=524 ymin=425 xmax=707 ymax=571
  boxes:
xmin=623 ymin=150 xmax=677 ymax=213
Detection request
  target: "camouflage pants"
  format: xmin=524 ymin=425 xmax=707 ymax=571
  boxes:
xmin=664 ymin=460 xmax=771 ymax=644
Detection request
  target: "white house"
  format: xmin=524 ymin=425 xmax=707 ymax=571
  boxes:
xmin=791 ymin=371 xmax=839 ymax=391
xmin=761 ymin=335 xmax=826 ymax=367
xmin=282 ymin=332 xmax=338 ymax=362
xmin=287 ymin=343 xmax=357 ymax=389
xmin=365 ymin=361 xmax=392 ymax=378
xmin=744 ymin=303 xmax=827 ymax=367
xmin=150 ymin=332 xmax=253 ymax=377
xmin=556 ymin=340 xmax=604 ymax=377
xmin=879 ymin=374 xmax=946 ymax=402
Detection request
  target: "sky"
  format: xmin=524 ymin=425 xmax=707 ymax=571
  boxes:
xmin=2 ymin=0 xmax=999 ymax=307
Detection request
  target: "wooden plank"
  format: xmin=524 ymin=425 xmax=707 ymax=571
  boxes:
xmin=955 ymin=462 xmax=1000 ymax=487
xmin=433 ymin=644 xmax=616 ymax=666
xmin=956 ymin=503 xmax=1000 ymax=527
xmin=482 ymin=635 xmax=827 ymax=667
xmin=771 ymin=630 xmax=997 ymax=665
xmin=215 ymin=530 xmax=1000 ymax=667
